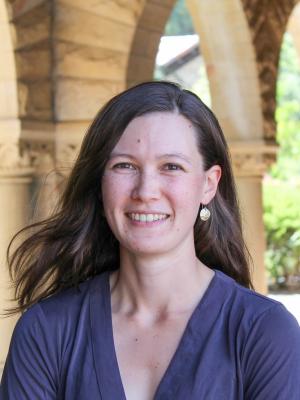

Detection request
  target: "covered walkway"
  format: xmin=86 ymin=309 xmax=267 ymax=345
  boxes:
xmin=1 ymin=0 xmax=300 ymax=373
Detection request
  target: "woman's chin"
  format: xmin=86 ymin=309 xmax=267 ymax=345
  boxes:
xmin=121 ymin=241 xmax=174 ymax=258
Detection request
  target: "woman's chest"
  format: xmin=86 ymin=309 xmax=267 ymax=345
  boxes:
xmin=60 ymin=331 xmax=242 ymax=400
xmin=58 ymin=313 xmax=244 ymax=400
xmin=112 ymin=315 xmax=192 ymax=400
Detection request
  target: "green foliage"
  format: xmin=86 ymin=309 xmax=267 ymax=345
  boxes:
xmin=264 ymin=183 xmax=300 ymax=282
xmin=164 ymin=0 xmax=194 ymax=36
xmin=271 ymin=33 xmax=300 ymax=180
xmin=263 ymin=33 xmax=300 ymax=287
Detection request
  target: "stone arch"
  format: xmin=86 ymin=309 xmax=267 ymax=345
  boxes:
xmin=186 ymin=0 xmax=264 ymax=141
xmin=127 ymin=0 xmax=264 ymax=143
xmin=126 ymin=0 xmax=176 ymax=88
xmin=241 ymin=0 xmax=299 ymax=140
xmin=7 ymin=0 xmax=149 ymax=125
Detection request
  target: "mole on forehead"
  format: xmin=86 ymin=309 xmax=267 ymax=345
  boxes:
xmin=137 ymin=139 xmax=141 ymax=143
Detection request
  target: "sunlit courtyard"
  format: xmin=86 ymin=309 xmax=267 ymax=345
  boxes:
xmin=269 ymin=293 xmax=300 ymax=324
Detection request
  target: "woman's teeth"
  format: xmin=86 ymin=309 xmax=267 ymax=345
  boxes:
xmin=128 ymin=213 xmax=169 ymax=222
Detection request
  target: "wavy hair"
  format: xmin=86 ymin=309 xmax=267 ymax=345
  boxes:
xmin=6 ymin=81 xmax=253 ymax=315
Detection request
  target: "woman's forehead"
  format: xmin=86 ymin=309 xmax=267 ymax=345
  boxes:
xmin=112 ymin=112 xmax=200 ymax=156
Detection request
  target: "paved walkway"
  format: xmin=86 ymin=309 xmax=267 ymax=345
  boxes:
xmin=268 ymin=293 xmax=300 ymax=324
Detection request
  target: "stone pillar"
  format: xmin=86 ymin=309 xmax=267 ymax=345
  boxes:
xmin=21 ymin=124 xmax=57 ymax=221
xmin=0 ymin=143 xmax=33 ymax=376
xmin=30 ymin=153 xmax=57 ymax=221
xmin=230 ymin=141 xmax=277 ymax=294
xmin=22 ymin=121 xmax=88 ymax=220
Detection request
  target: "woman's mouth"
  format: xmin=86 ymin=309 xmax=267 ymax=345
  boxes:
xmin=126 ymin=213 xmax=170 ymax=223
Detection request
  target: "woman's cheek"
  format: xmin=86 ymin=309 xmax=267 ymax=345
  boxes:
xmin=102 ymin=175 xmax=134 ymax=210
xmin=167 ymin=177 xmax=202 ymax=205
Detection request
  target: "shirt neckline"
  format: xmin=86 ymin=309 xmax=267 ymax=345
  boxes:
xmin=90 ymin=268 xmax=221 ymax=399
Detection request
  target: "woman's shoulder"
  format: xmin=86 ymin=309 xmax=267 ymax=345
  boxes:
xmin=213 ymin=269 xmax=300 ymax=383
xmin=15 ymin=271 xmax=109 ymax=337
xmin=214 ymin=270 xmax=300 ymax=398
xmin=213 ymin=268 xmax=299 ymax=331
xmin=215 ymin=269 xmax=282 ymax=309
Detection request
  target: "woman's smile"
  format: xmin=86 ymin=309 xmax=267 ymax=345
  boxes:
xmin=126 ymin=212 xmax=170 ymax=224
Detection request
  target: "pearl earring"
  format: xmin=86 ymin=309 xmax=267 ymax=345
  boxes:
xmin=199 ymin=205 xmax=210 ymax=221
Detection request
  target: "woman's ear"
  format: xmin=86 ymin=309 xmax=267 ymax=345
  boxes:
xmin=202 ymin=165 xmax=222 ymax=204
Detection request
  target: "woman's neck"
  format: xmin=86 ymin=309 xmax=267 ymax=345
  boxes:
xmin=109 ymin=248 xmax=214 ymax=325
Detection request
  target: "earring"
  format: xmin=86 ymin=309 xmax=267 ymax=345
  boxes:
xmin=200 ymin=205 xmax=210 ymax=221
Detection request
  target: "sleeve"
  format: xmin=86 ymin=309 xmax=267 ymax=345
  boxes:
xmin=242 ymin=303 xmax=300 ymax=400
xmin=0 ymin=304 xmax=58 ymax=400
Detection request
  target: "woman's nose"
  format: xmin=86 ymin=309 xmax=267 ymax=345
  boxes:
xmin=131 ymin=171 xmax=161 ymax=201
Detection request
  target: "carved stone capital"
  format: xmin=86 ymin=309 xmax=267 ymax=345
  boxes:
xmin=229 ymin=140 xmax=278 ymax=178
xmin=0 ymin=142 xmax=34 ymax=180
xmin=56 ymin=142 xmax=81 ymax=176
xmin=21 ymin=140 xmax=55 ymax=174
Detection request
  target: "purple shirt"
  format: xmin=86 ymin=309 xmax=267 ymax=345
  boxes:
xmin=1 ymin=269 xmax=300 ymax=399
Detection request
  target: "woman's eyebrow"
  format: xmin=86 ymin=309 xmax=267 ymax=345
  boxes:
xmin=108 ymin=153 xmax=135 ymax=160
xmin=157 ymin=153 xmax=193 ymax=165
xmin=108 ymin=152 xmax=193 ymax=165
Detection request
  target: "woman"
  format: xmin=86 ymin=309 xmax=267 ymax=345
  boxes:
xmin=1 ymin=81 xmax=299 ymax=399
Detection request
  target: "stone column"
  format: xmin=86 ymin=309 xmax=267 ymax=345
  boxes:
xmin=25 ymin=122 xmax=85 ymax=221
xmin=230 ymin=140 xmax=277 ymax=294
xmin=0 ymin=143 xmax=33 ymax=376
xmin=30 ymin=151 xmax=57 ymax=222
xmin=22 ymin=137 xmax=56 ymax=221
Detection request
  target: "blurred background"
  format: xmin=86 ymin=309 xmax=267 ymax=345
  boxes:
xmin=1 ymin=0 xmax=299 ymax=374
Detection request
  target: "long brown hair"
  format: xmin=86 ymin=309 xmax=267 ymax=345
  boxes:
xmin=6 ymin=81 xmax=252 ymax=315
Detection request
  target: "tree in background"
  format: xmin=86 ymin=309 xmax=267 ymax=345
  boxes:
xmin=263 ymin=32 xmax=300 ymax=289
xmin=164 ymin=0 xmax=194 ymax=36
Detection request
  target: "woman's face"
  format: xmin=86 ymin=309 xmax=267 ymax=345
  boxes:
xmin=101 ymin=112 xmax=220 ymax=257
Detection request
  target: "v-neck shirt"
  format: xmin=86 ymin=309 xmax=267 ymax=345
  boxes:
xmin=1 ymin=269 xmax=300 ymax=399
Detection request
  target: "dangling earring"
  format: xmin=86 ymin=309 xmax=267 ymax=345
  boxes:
xmin=200 ymin=204 xmax=210 ymax=221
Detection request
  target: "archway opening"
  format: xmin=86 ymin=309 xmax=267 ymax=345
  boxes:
xmin=153 ymin=0 xmax=211 ymax=107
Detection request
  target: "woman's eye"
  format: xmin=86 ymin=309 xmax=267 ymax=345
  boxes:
xmin=163 ymin=163 xmax=183 ymax=171
xmin=113 ymin=162 xmax=135 ymax=170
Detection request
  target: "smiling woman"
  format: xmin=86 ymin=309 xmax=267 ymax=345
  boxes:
xmin=1 ymin=82 xmax=300 ymax=399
